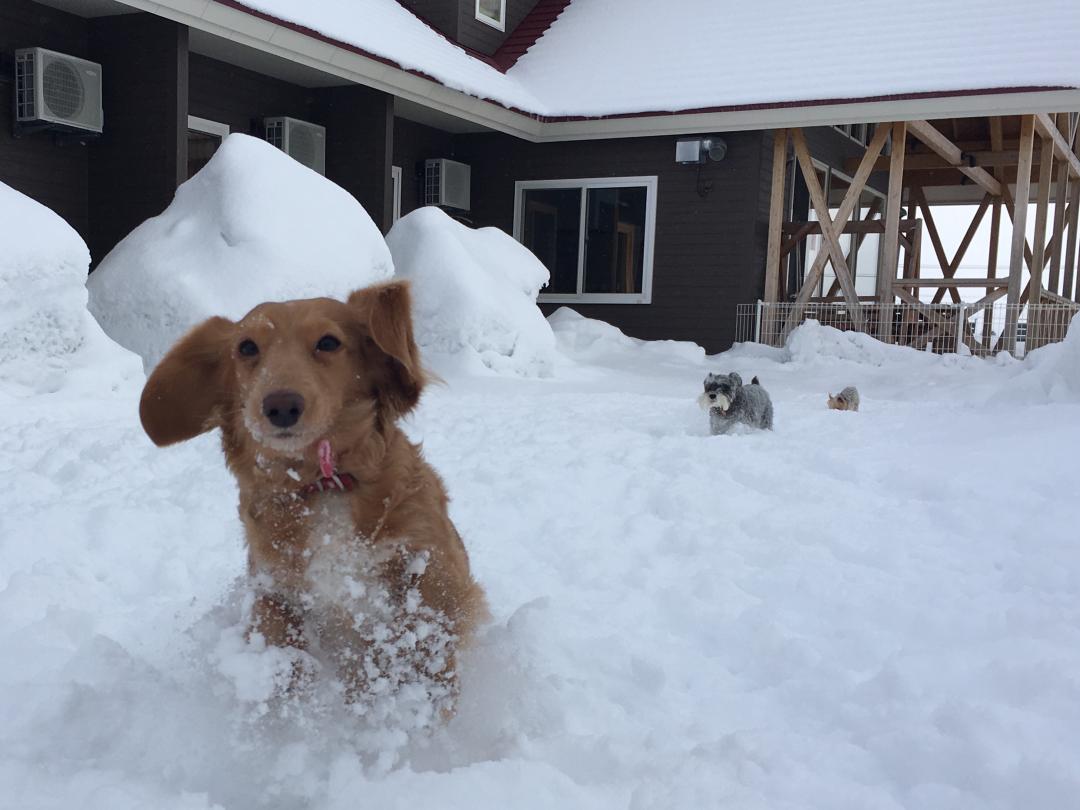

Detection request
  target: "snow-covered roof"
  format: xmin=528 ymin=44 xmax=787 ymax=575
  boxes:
xmin=225 ymin=0 xmax=545 ymax=112
xmin=514 ymin=0 xmax=1080 ymax=117
xmin=179 ymin=0 xmax=1080 ymax=123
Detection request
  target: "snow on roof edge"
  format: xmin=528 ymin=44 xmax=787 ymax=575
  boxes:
xmin=193 ymin=0 xmax=1080 ymax=125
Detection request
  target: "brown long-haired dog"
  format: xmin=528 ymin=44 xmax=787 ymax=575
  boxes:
xmin=140 ymin=281 xmax=485 ymax=708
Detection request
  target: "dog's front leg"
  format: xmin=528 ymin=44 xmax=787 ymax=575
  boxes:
xmin=249 ymin=591 xmax=306 ymax=649
xmin=248 ymin=592 xmax=314 ymax=695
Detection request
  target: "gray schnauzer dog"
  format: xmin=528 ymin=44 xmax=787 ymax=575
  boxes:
xmin=698 ymin=372 xmax=774 ymax=435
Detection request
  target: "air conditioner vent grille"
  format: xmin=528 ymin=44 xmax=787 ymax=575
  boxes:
xmin=15 ymin=53 xmax=35 ymax=119
xmin=289 ymin=126 xmax=317 ymax=169
xmin=424 ymin=158 xmax=471 ymax=211
xmin=42 ymin=59 xmax=84 ymax=119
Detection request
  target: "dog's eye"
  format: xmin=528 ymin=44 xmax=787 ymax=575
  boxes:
xmin=238 ymin=339 xmax=259 ymax=357
xmin=315 ymin=334 xmax=342 ymax=353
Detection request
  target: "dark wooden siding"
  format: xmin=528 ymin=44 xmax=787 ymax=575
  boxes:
xmin=315 ymin=85 xmax=394 ymax=232
xmin=188 ymin=53 xmax=313 ymax=137
xmin=397 ymin=0 xmax=541 ymax=55
xmin=458 ymin=0 xmax=540 ymax=56
xmin=454 ymin=130 xmax=769 ymax=353
xmin=0 ymin=0 xmax=91 ymax=242
xmin=397 ymin=0 xmax=460 ymax=41
xmin=392 ymin=117 xmax=455 ymax=219
xmin=86 ymin=13 xmax=187 ymax=265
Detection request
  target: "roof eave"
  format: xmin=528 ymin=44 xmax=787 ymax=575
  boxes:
xmin=537 ymin=87 xmax=1080 ymax=141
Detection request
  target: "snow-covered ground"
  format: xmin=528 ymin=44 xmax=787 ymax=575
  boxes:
xmin=3 ymin=294 xmax=1080 ymax=808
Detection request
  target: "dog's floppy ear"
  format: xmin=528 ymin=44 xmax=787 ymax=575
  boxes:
xmin=730 ymin=372 xmax=743 ymax=387
xmin=348 ymin=281 xmax=425 ymax=418
xmin=140 ymin=316 xmax=235 ymax=446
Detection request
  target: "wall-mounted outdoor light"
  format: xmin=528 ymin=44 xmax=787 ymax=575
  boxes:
xmin=675 ymin=136 xmax=727 ymax=164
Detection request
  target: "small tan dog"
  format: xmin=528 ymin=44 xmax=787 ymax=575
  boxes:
xmin=827 ymin=386 xmax=860 ymax=412
xmin=140 ymin=281 xmax=485 ymax=707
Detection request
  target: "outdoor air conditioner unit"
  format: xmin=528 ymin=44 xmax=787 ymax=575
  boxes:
xmin=424 ymin=158 xmax=471 ymax=210
xmin=264 ymin=116 xmax=326 ymax=175
xmin=14 ymin=47 xmax=103 ymax=134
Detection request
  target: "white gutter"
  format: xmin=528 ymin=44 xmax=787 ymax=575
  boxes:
xmin=122 ymin=0 xmax=1080 ymax=143
xmin=540 ymin=89 xmax=1080 ymax=142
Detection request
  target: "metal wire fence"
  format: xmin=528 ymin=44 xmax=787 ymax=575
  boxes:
xmin=735 ymin=300 xmax=1079 ymax=358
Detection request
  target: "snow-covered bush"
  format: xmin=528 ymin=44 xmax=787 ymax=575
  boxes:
xmin=88 ymin=134 xmax=394 ymax=370
xmin=386 ymin=206 xmax=556 ymax=377
xmin=0 ymin=182 xmax=141 ymax=396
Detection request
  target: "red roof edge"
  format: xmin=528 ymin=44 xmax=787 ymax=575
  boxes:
xmin=493 ymin=0 xmax=573 ymax=71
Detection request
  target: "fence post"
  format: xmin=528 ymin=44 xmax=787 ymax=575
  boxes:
xmin=955 ymin=303 xmax=963 ymax=354
xmin=754 ymin=299 xmax=763 ymax=344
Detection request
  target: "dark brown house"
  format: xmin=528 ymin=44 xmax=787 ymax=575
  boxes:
xmin=4 ymin=0 xmax=1078 ymax=353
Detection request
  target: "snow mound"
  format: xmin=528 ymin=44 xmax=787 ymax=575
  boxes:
xmin=784 ymin=319 xmax=964 ymax=367
xmin=386 ymin=207 xmax=556 ymax=377
xmin=549 ymin=307 xmax=706 ymax=364
xmin=88 ymin=134 xmax=394 ymax=370
xmin=1004 ymin=312 xmax=1080 ymax=402
xmin=0 ymin=182 xmax=141 ymax=396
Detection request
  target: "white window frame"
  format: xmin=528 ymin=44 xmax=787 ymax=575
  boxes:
xmin=475 ymin=0 xmax=506 ymax=31
xmin=514 ymin=175 xmax=658 ymax=305
xmin=391 ymin=165 xmax=402 ymax=223
xmin=187 ymin=115 xmax=230 ymax=139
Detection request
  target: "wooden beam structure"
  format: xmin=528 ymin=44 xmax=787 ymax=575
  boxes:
xmin=907 ymin=120 xmax=1001 ymax=196
xmin=1035 ymin=113 xmax=1080 ymax=179
xmin=765 ymin=111 xmax=1080 ymax=356
xmin=781 ymin=125 xmax=890 ymax=338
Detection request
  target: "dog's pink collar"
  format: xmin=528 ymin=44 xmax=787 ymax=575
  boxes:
xmin=299 ymin=471 xmax=357 ymax=498
xmin=300 ymin=438 xmax=356 ymax=498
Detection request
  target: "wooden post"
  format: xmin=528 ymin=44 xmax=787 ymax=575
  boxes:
xmin=1049 ymin=115 xmax=1070 ymax=295
xmin=1005 ymin=115 xmax=1035 ymax=353
xmin=984 ymin=196 xmax=1001 ymax=347
xmin=764 ymin=129 xmax=788 ymax=305
xmin=763 ymin=129 xmax=788 ymax=346
xmin=1029 ymin=131 xmax=1055 ymax=350
xmin=877 ymin=121 xmax=907 ymax=342
xmin=1067 ymin=130 xmax=1080 ymax=302
xmin=1066 ymin=182 xmax=1080 ymax=302
xmin=987 ymin=115 xmax=1005 ymax=348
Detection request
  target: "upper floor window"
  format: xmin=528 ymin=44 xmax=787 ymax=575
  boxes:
xmin=476 ymin=0 xmax=506 ymax=30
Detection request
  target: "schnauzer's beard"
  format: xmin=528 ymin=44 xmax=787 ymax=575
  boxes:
xmin=697 ymin=392 xmax=732 ymax=413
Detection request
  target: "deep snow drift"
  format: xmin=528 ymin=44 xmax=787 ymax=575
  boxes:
xmin=3 ymin=282 xmax=1080 ymax=809
xmin=387 ymin=206 xmax=557 ymax=376
xmin=0 ymin=182 xmax=142 ymax=397
xmin=87 ymin=134 xmax=394 ymax=370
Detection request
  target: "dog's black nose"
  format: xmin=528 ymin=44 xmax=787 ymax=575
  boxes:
xmin=708 ymin=393 xmax=717 ymax=400
xmin=262 ymin=390 xmax=305 ymax=428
